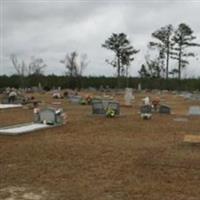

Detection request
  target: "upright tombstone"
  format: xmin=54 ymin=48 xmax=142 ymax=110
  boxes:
xmin=1 ymin=92 xmax=24 ymax=104
xmin=68 ymin=95 xmax=82 ymax=104
xmin=92 ymin=100 xmax=120 ymax=116
xmin=138 ymin=83 xmax=142 ymax=91
xmin=159 ymin=105 xmax=171 ymax=114
xmin=92 ymin=100 xmax=105 ymax=115
xmin=142 ymin=96 xmax=150 ymax=106
xmin=124 ymin=88 xmax=134 ymax=106
xmin=34 ymin=108 xmax=65 ymax=125
xmin=188 ymin=106 xmax=200 ymax=116
xmin=140 ymin=105 xmax=152 ymax=119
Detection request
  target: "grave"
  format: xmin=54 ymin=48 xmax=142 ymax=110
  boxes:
xmin=188 ymin=106 xmax=200 ymax=116
xmin=159 ymin=105 xmax=171 ymax=114
xmin=0 ymin=104 xmax=22 ymax=109
xmin=184 ymin=135 xmax=200 ymax=143
xmin=1 ymin=95 xmax=24 ymax=104
xmin=124 ymin=88 xmax=134 ymax=106
xmin=0 ymin=108 xmax=65 ymax=135
xmin=34 ymin=108 xmax=65 ymax=125
xmin=140 ymin=105 xmax=152 ymax=119
xmin=173 ymin=117 xmax=188 ymax=122
xmin=92 ymin=100 xmax=120 ymax=116
xmin=68 ymin=95 xmax=83 ymax=104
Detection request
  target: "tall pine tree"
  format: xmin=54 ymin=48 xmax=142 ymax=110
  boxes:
xmin=171 ymin=23 xmax=200 ymax=80
xmin=102 ymin=33 xmax=139 ymax=88
xmin=149 ymin=24 xmax=173 ymax=79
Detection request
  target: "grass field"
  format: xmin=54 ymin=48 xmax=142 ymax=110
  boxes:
xmin=0 ymin=91 xmax=200 ymax=200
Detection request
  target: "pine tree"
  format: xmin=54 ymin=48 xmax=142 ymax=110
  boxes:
xmin=171 ymin=23 xmax=200 ymax=80
xmin=149 ymin=24 xmax=173 ymax=79
xmin=102 ymin=33 xmax=139 ymax=88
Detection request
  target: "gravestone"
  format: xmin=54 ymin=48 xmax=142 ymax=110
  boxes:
xmin=188 ymin=106 xmax=200 ymax=116
xmin=34 ymin=108 xmax=64 ymax=125
xmin=92 ymin=100 xmax=105 ymax=115
xmin=1 ymin=95 xmax=24 ymax=104
xmin=138 ymin=83 xmax=142 ymax=91
xmin=159 ymin=105 xmax=171 ymax=114
xmin=142 ymin=96 xmax=150 ymax=105
xmin=68 ymin=95 xmax=82 ymax=104
xmin=107 ymin=101 xmax=120 ymax=115
xmin=140 ymin=105 xmax=152 ymax=119
xmin=124 ymin=88 xmax=134 ymax=106
xmin=92 ymin=100 xmax=120 ymax=115
xmin=140 ymin=105 xmax=152 ymax=114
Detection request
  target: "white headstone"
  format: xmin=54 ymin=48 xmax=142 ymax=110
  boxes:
xmin=124 ymin=88 xmax=134 ymax=106
xmin=138 ymin=83 xmax=142 ymax=91
xmin=142 ymin=96 xmax=150 ymax=105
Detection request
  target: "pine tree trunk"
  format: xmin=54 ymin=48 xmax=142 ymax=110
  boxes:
xmin=117 ymin=57 xmax=121 ymax=88
xmin=178 ymin=46 xmax=182 ymax=80
xmin=166 ymin=37 xmax=170 ymax=79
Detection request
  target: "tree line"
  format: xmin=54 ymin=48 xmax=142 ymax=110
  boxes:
xmin=0 ymin=75 xmax=200 ymax=91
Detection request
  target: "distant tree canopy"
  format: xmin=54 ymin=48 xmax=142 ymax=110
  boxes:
xmin=1 ymin=75 xmax=200 ymax=91
xmin=102 ymin=33 xmax=139 ymax=88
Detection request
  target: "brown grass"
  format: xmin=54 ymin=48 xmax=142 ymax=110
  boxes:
xmin=0 ymin=92 xmax=200 ymax=200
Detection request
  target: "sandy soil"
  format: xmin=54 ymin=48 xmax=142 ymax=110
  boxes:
xmin=0 ymin=91 xmax=200 ymax=200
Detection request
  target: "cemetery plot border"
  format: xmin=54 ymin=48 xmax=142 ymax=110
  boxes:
xmin=0 ymin=123 xmax=59 ymax=136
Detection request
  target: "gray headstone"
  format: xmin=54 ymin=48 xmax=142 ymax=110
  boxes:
xmin=159 ymin=105 xmax=171 ymax=114
xmin=68 ymin=95 xmax=82 ymax=104
xmin=35 ymin=108 xmax=64 ymax=124
xmin=92 ymin=100 xmax=120 ymax=115
xmin=140 ymin=105 xmax=152 ymax=114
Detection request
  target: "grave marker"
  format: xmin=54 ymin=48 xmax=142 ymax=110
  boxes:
xmin=188 ymin=106 xmax=200 ymax=116
xmin=159 ymin=105 xmax=171 ymax=114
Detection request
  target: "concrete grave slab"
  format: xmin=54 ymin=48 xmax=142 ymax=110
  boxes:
xmin=174 ymin=117 xmax=188 ymax=122
xmin=0 ymin=123 xmax=50 ymax=135
xmin=0 ymin=104 xmax=22 ymax=109
xmin=188 ymin=106 xmax=200 ymax=116
xmin=184 ymin=135 xmax=200 ymax=143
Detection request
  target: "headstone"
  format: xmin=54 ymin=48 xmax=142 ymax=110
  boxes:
xmin=188 ymin=106 xmax=200 ymax=116
xmin=159 ymin=105 xmax=171 ymax=114
xmin=138 ymin=83 xmax=142 ymax=91
xmin=124 ymin=88 xmax=134 ymax=106
xmin=1 ymin=93 xmax=24 ymax=104
xmin=140 ymin=105 xmax=152 ymax=119
xmin=52 ymin=90 xmax=62 ymax=99
xmin=142 ymin=96 xmax=150 ymax=105
xmin=92 ymin=100 xmax=105 ymax=115
xmin=140 ymin=105 xmax=152 ymax=114
xmin=68 ymin=95 xmax=82 ymax=104
xmin=34 ymin=108 xmax=65 ymax=125
xmin=92 ymin=100 xmax=120 ymax=115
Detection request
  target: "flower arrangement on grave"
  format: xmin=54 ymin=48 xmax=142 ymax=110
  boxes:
xmin=106 ymin=108 xmax=116 ymax=118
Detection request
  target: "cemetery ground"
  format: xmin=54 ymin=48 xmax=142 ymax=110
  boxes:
xmin=0 ymin=92 xmax=200 ymax=200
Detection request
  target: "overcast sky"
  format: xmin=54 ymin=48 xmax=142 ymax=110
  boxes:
xmin=1 ymin=0 xmax=200 ymax=77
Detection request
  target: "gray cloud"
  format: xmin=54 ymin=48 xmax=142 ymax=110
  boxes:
xmin=1 ymin=0 xmax=200 ymax=77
